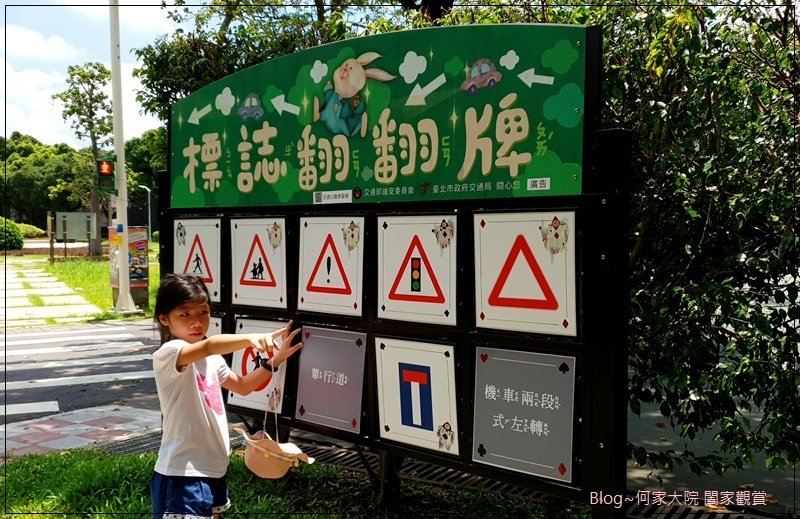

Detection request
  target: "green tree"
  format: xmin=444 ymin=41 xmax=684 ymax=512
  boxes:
xmin=133 ymin=1 xmax=387 ymax=121
xmin=51 ymin=62 xmax=113 ymax=257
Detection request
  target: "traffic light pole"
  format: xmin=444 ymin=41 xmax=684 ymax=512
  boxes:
xmin=109 ymin=0 xmax=138 ymax=314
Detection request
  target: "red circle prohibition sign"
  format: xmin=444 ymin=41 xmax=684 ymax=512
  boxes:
xmin=241 ymin=347 xmax=271 ymax=392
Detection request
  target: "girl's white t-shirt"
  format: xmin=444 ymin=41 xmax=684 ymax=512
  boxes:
xmin=153 ymin=339 xmax=232 ymax=478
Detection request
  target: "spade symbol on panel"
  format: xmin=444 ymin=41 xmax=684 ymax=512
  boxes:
xmin=559 ymin=362 xmax=570 ymax=374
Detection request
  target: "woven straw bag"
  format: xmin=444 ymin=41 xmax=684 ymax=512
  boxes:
xmin=234 ymin=427 xmax=314 ymax=479
xmin=233 ymin=355 xmax=314 ymax=479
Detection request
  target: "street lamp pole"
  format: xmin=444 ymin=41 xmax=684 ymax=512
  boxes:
xmin=139 ymin=185 xmax=151 ymax=241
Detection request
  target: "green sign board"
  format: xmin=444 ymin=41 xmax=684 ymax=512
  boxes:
xmin=170 ymin=24 xmax=590 ymax=208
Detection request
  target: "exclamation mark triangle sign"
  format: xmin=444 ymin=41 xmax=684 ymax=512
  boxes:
xmin=183 ymin=234 xmax=214 ymax=283
xmin=239 ymin=235 xmax=277 ymax=287
xmin=388 ymin=235 xmax=445 ymax=303
xmin=307 ymin=234 xmax=352 ymax=295
xmin=488 ymin=235 xmax=557 ymax=310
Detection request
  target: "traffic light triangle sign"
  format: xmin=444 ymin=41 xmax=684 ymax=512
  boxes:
xmin=388 ymin=235 xmax=445 ymax=303
xmin=306 ymin=234 xmax=352 ymax=295
xmin=487 ymin=234 xmax=558 ymax=310
xmin=239 ymin=234 xmax=277 ymax=287
xmin=182 ymin=234 xmax=214 ymax=284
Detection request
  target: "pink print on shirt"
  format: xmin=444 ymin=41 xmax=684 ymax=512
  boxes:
xmin=196 ymin=372 xmax=224 ymax=415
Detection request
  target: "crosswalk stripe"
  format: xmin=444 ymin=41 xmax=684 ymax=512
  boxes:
xmin=0 ymin=326 xmax=118 ymax=340
xmin=6 ymin=401 xmax=61 ymax=416
xmin=1 ymin=341 xmax=147 ymax=357
xmin=5 ymin=370 xmax=154 ymax=390
xmin=4 ymin=354 xmax=153 ymax=371
xmin=3 ymin=333 xmax=135 ymax=347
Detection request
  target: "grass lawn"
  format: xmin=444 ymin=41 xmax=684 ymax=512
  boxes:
xmin=2 ymin=449 xmax=566 ymax=517
xmin=41 ymin=248 xmax=160 ymax=320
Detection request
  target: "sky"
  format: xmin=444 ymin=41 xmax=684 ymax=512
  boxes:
xmin=3 ymin=1 xmax=186 ymax=149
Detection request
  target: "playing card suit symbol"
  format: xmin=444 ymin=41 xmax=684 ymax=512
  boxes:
xmin=480 ymin=353 xmax=489 ymax=363
xmin=305 ymin=331 xmax=311 ymax=340
xmin=300 ymin=297 xmax=305 ymax=303
xmin=279 ymin=296 xmax=284 ymax=303
xmin=299 ymin=405 xmax=305 ymax=416
xmin=384 ymin=425 xmax=390 ymax=432
xmin=480 ymin=219 xmax=486 ymax=228
xmin=356 ymin=338 xmax=363 ymax=347
xmin=379 ymin=343 xmax=386 ymax=350
xmin=381 ymin=305 xmax=386 ymax=311
xmin=234 ymin=223 xmax=238 ymax=229
xmin=480 ymin=312 xmax=486 ymax=320
xmin=353 ymin=303 xmax=358 ymax=310
xmin=351 ymin=419 xmax=358 ymax=429
xmin=382 ymin=221 xmax=388 ymax=230
xmin=304 ymin=221 xmax=308 ymax=228
xmin=234 ymin=292 xmax=238 ymax=298
xmin=559 ymin=362 xmax=570 ymax=373
xmin=477 ymin=444 xmax=486 ymax=457
xmin=443 ymin=351 xmax=450 ymax=358
xmin=562 ymin=319 xmax=569 ymax=328
xmin=443 ymin=309 xmax=449 ymax=317
xmin=558 ymin=463 xmax=567 ymax=476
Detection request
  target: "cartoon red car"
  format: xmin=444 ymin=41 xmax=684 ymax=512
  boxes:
xmin=461 ymin=58 xmax=502 ymax=95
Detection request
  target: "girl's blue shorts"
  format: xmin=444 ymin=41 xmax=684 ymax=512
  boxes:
xmin=150 ymin=472 xmax=230 ymax=518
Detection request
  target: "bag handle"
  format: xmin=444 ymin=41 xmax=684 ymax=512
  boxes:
xmin=259 ymin=350 xmax=278 ymax=440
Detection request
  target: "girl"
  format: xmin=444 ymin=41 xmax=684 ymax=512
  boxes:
xmin=151 ymin=273 xmax=302 ymax=519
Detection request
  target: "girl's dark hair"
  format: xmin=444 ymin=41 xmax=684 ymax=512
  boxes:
xmin=154 ymin=273 xmax=210 ymax=342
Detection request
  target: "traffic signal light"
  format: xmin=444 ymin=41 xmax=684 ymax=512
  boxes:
xmin=96 ymin=157 xmax=116 ymax=194
xmin=410 ymin=257 xmax=421 ymax=292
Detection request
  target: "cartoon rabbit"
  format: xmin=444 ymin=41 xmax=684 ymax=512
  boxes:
xmin=314 ymin=52 xmax=396 ymax=137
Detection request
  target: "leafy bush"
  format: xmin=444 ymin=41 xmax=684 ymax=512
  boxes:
xmin=151 ymin=230 xmax=159 ymax=243
xmin=17 ymin=223 xmax=47 ymax=238
xmin=1 ymin=218 xmax=24 ymax=250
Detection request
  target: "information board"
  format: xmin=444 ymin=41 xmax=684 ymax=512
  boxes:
xmin=170 ymin=24 xmax=588 ymax=208
xmin=294 ymin=326 xmax=367 ymax=434
xmin=472 ymin=347 xmax=576 ymax=483
xmin=231 ymin=218 xmax=288 ymax=308
xmin=173 ymin=218 xmax=221 ymax=302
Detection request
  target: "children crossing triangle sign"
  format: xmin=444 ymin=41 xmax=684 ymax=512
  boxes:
xmin=306 ymin=234 xmax=352 ymax=295
xmin=182 ymin=235 xmax=214 ymax=283
xmin=488 ymin=235 xmax=558 ymax=310
xmin=389 ymin=235 xmax=445 ymax=303
xmin=239 ymin=235 xmax=277 ymax=287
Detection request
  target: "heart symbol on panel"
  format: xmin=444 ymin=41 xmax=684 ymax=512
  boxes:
xmin=480 ymin=353 xmax=488 ymax=363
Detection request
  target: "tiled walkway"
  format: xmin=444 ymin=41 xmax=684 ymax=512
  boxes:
xmin=2 ymin=405 xmax=162 ymax=456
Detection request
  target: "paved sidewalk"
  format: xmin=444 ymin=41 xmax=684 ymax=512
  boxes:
xmin=2 ymin=405 xmax=163 ymax=457
xmin=2 ymin=256 xmax=102 ymax=328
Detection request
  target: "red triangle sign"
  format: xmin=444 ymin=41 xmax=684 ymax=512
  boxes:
xmin=306 ymin=234 xmax=352 ymax=295
xmin=239 ymin=235 xmax=277 ymax=287
xmin=388 ymin=235 xmax=445 ymax=303
xmin=487 ymin=235 xmax=558 ymax=310
xmin=182 ymin=234 xmax=214 ymax=283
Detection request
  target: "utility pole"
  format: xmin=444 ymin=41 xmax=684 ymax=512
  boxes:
xmin=109 ymin=0 xmax=138 ymax=313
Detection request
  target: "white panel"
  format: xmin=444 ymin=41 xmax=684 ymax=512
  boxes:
xmin=474 ymin=212 xmax=576 ymax=336
xmin=374 ymin=336 xmax=459 ymax=455
xmin=173 ymin=218 xmax=222 ymax=302
xmin=377 ymin=215 xmax=457 ymax=325
xmin=226 ymin=318 xmax=290 ymax=414
xmin=230 ymin=218 xmax=288 ymax=309
xmin=298 ymin=217 xmax=364 ymax=316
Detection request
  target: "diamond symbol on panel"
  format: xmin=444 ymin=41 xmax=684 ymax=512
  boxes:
xmin=480 ymin=312 xmax=486 ymax=320
xmin=562 ymin=319 xmax=569 ymax=328
xmin=558 ymin=463 xmax=567 ymax=476
xmin=351 ymin=419 xmax=358 ymax=429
